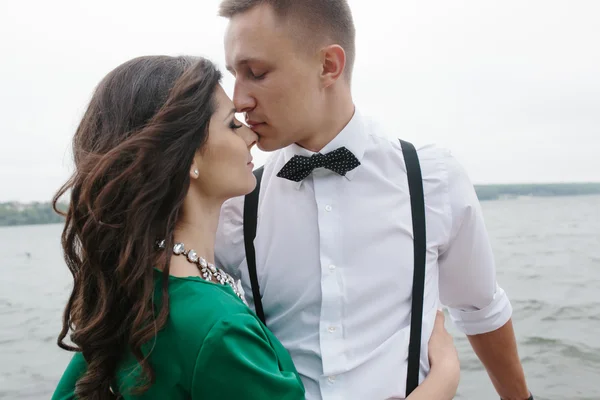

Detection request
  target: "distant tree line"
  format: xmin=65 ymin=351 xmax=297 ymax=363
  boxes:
xmin=0 ymin=202 xmax=66 ymax=227
xmin=473 ymin=182 xmax=600 ymax=201
xmin=2 ymin=183 xmax=599 ymax=226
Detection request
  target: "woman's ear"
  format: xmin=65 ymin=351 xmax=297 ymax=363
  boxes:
xmin=190 ymin=165 xmax=199 ymax=179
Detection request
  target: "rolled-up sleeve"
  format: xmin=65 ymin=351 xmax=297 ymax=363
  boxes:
xmin=438 ymin=153 xmax=512 ymax=335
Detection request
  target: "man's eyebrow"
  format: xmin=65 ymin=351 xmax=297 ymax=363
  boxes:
xmin=226 ymin=58 xmax=264 ymax=71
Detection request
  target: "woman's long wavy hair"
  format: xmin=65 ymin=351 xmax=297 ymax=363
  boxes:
xmin=52 ymin=55 xmax=222 ymax=399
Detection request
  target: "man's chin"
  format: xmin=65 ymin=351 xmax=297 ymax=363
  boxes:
xmin=256 ymin=138 xmax=284 ymax=152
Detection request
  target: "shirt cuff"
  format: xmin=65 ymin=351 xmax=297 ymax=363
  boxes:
xmin=447 ymin=285 xmax=513 ymax=335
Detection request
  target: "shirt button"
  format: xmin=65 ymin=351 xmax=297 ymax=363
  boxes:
xmin=328 ymin=326 xmax=336 ymax=333
xmin=328 ymin=264 xmax=336 ymax=271
xmin=325 ymin=205 xmax=332 ymax=212
xmin=328 ymin=376 xmax=336 ymax=384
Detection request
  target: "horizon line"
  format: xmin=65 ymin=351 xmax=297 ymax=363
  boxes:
xmin=2 ymin=181 xmax=600 ymax=204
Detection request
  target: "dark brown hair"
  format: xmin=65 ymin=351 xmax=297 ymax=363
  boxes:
xmin=218 ymin=0 xmax=356 ymax=79
xmin=52 ymin=55 xmax=222 ymax=399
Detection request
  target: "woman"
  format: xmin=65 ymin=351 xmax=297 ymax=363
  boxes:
xmin=51 ymin=55 xmax=460 ymax=399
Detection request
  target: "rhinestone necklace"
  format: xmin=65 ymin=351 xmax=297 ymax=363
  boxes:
xmin=157 ymin=240 xmax=245 ymax=302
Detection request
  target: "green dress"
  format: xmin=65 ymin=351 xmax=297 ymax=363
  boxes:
xmin=51 ymin=271 xmax=305 ymax=399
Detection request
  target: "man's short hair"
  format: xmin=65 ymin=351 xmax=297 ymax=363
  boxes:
xmin=219 ymin=0 xmax=356 ymax=80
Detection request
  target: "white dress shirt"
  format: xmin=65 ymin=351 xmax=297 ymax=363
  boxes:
xmin=215 ymin=109 xmax=512 ymax=400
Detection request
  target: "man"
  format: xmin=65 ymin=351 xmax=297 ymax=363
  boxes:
xmin=215 ymin=1 xmax=532 ymax=399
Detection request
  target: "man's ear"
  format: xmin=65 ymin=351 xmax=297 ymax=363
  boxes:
xmin=320 ymin=44 xmax=346 ymax=88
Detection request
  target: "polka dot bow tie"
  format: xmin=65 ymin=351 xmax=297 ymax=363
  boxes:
xmin=276 ymin=146 xmax=361 ymax=182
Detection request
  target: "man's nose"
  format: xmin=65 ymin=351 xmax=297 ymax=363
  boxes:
xmin=232 ymin=82 xmax=256 ymax=113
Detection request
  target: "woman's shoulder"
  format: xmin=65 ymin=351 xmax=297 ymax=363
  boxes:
xmin=164 ymin=276 xmax=255 ymax=338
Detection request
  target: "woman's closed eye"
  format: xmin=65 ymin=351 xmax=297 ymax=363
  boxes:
xmin=229 ymin=119 xmax=243 ymax=131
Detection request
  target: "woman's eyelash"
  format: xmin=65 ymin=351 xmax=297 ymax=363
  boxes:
xmin=229 ymin=120 xmax=243 ymax=130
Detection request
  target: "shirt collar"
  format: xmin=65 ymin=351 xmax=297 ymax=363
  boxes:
xmin=281 ymin=108 xmax=367 ymax=188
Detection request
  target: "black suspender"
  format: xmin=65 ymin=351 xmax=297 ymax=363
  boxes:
xmin=243 ymin=165 xmax=266 ymax=325
xmin=399 ymin=139 xmax=427 ymax=396
xmin=242 ymin=139 xmax=426 ymax=396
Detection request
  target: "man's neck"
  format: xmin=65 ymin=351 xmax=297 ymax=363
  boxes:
xmin=296 ymin=93 xmax=355 ymax=153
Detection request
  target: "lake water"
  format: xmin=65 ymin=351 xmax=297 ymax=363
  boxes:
xmin=1 ymin=195 xmax=599 ymax=399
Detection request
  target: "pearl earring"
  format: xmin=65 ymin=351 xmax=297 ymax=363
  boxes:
xmin=194 ymin=169 xmax=199 ymax=175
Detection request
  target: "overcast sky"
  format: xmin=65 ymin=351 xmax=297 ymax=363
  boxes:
xmin=1 ymin=0 xmax=598 ymax=202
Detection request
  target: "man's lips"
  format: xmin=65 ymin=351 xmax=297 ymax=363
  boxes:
xmin=246 ymin=120 xmax=265 ymax=129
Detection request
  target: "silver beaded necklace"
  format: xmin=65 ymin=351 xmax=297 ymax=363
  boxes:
xmin=157 ymin=240 xmax=245 ymax=302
